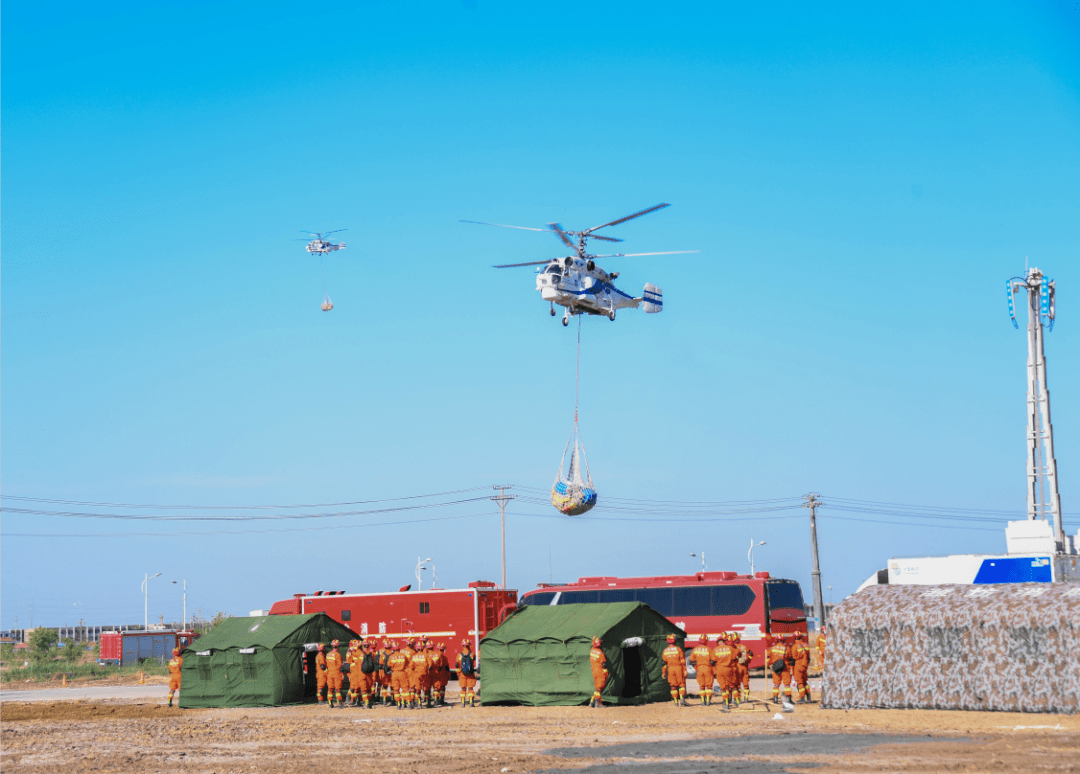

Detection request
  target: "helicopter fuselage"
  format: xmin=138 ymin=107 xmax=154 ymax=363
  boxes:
xmin=535 ymin=257 xmax=660 ymax=322
xmin=305 ymin=240 xmax=345 ymax=255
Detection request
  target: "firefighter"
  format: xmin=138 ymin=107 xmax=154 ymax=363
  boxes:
xmin=733 ymin=633 xmax=753 ymax=702
xmin=388 ymin=641 xmax=410 ymax=709
xmin=408 ymin=641 xmax=434 ymax=708
xmin=167 ymin=647 xmax=183 ymax=707
xmin=589 ymin=637 xmax=608 ymax=708
xmin=456 ymin=638 xmax=478 ymax=707
xmin=377 ymin=640 xmax=393 ymax=704
xmin=349 ymin=640 xmax=368 ymax=707
xmin=688 ymin=634 xmax=714 ymax=706
xmin=315 ymin=643 xmax=328 ymax=705
xmin=432 ymin=643 xmax=451 ymax=706
xmin=791 ymin=631 xmax=811 ymax=703
xmin=326 ymin=639 xmax=345 ymax=708
xmin=345 ymin=640 xmax=359 ymax=705
xmin=765 ymin=634 xmax=793 ymax=703
xmin=711 ymin=633 xmax=738 ymax=708
xmin=816 ymin=627 xmax=827 ymax=670
xmin=400 ymin=638 xmax=417 ymax=707
xmin=661 ymin=633 xmax=687 ymax=706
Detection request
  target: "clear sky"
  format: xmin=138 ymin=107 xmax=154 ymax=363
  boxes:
xmin=3 ymin=1 xmax=1079 ymax=630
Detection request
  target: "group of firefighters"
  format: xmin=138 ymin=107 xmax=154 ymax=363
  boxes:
xmin=312 ymin=636 xmax=479 ymax=709
xmin=591 ymin=628 xmax=826 ymax=709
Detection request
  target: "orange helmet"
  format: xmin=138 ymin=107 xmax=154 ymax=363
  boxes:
xmin=731 ymin=633 xmax=741 ymax=643
xmin=438 ymin=643 xmax=446 ymax=651
xmin=172 ymin=647 xmax=180 ymax=656
xmin=666 ymin=634 xmax=677 ymax=643
xmin=389 ymin=640 xmax=398 ymax=649
xmin=331 ymin=639 xmax=340 ymax=648
xmin=794 ymin=631 xmax=804 ymax=640
xmin=592 ymin=637 xmax=602 ymax=646
xmin=316 ymin=643 xmax=325 ymax=651
xmin=461 ymin=638 xmax=471 ymax=647
xmin=821 ymin=626 xmax=827 ymax=635
xmin=698 ymin=633 xmax=708 ymax=644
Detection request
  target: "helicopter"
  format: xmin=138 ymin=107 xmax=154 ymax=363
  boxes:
xmin=462 ymin=203 xmax=696 ymax=326
xmin=299 ymin=229 xmax=346 ymax=255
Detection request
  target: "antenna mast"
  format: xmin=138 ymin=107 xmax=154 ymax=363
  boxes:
xmin=1008 ymin=265 xmax=1063 ymax=549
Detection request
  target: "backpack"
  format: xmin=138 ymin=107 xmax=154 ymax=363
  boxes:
xmin=460 ymin=654 xmax=475 ymax=676
xmin=361 ymin=653 xmax=376 ymax=674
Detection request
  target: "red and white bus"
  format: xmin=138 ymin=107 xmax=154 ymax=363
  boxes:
xmin=268 ymin=581 xmax=517 ymax=668
xmin=519 ymin=571 xmax=806 ymax=669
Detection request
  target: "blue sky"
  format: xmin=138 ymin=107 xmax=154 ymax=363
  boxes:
xmin=3 ymin=1 xmax=1079 ymax=630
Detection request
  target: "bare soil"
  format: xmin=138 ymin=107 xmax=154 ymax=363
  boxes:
xmin=2 ymin=684 xmax=1077 ymax=774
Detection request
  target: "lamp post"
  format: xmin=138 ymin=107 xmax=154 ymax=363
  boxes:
xmin=690 ymin=552 xmax=706 ymax=572
xmin=142 ymin=573 xmax=161 ymax=630
xmin=415 ymin=557 xmax=432 ymax=590
xmin=748 ymin=540 xmax=766 ymax=576
xmin=171 ymin=580 xmax=187 ymax=630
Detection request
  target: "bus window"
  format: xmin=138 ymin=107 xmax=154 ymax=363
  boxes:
xmin=560 ymin=590 xmax=600 ymax=604
xmin=522 ymin=592 xmax=556 ymax=606
xmin=766 ymin=582 xmax=805 ymax=610
xmin=597 ymin=589 xmax=636 ymax=603
xmin=672 ymin=586 xmax=711 ymax=616
xmin=714 ymin=585 xmax=756 ymax=616
xmin=635 ymin=588 xmax=674 ymax=616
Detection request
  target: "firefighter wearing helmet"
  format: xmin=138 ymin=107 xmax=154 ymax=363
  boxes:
xmin=315 ymin=643 xmax=329 ymax=705
xmin=325 ymin=640 xmax=345 ymax=708
xmin=456 ymin=638 xmax=478 ymax=707
xmin=688 ymin=634 xmax=715 ymax=705
xmin=765 ymin=634 xmax=793 ymax=703
xmin=733 ymin=633 xmax=753 ymax=702
xmin=167 ymin=647 xmax=183 ymax=707
xmin=588 ymin=637 xmax=609 ymax=708
xmin=388 ymin=641 xmax=410 ymax=709
xmin=711 ymin=632 xmax=739 ymax=708
xmin=377 ymin=641 xmax=394 ymax=704
xmin=791 ymin=631 xmax=811 ymax=703
xmin=661 ymin=633 xmax=687 ymax=706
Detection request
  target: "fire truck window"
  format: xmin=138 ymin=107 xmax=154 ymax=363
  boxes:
xmin=597 ymin=589 xmax=635 ymax=604
xmin=341 ymin=610 xmax=352 ymax=621
xmin=522 ymin=592 xmax=556 ymax=606
xmin=672 ymin=586 xmax=711 ymax=616
xmin=419 ymin=602 xmax=430 ymax=614
xmin=560 ymin=590 xmax=600 ymax=604
xmin=765 ymin=582 xmax=805 ymax=611
xmin=634 ymin=588 xmax=673 ymax=616
xmin=713 ymin=585 xmax=756 ymax=616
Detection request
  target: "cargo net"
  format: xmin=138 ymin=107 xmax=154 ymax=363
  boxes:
xmin=551 ymin=422 xmax=597 ymax=516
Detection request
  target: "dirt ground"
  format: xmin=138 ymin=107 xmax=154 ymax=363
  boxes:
xmin=2 ymin=683 xmax=1078 ymax=774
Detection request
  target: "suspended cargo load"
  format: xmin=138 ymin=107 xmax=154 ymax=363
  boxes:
xmin=551 ymin=423 xmax=597 ymax=515
xmin=321 ymin=294 xmax=334 ymax=312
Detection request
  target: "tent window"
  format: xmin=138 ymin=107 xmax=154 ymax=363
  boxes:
xmin=242 ymin=652 xmax=259 ymax=681
xmin=1008 ymin=626 xmax=1049 ymax=659
xmin=197 ymin=662 xmax=213 ymax=683
xmin=341 ymin=610 xmax=352 ymax=621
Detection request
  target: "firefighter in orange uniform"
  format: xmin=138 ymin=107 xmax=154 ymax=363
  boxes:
xmin=315 ymin=643 xmax=328 ymax=705
xmin=350 ymin=640 xmax=373 ymax=708
xmin=167 ymin=647 xmax=183 ymax=707
xmin=399 ymin=638 xmax=417 ymax=706
xmin=345 ymin=640 xmax=359 ymax=705
xmin=733 ymin=633 xmax=753 ymax=702
xmin=588 ymin=637 xmax=608 ymax=707
xmin=711 ymin=633 xmax=739 ymax=708
xmin=661 ymin=633 xmax=687 ymax=706
xmin=791 ymin=631 xmax=811 ymax=702
xmin=388 ymin=641 xmax=410 ymax=709
xmin=765 ymin=635 xmax=793 ymax=703
xmin=408 ymin=641 xmax=434 ymax=709
xmin=688 ymin=634 xmax=715 ymax=705
xmin=456 ymin=639 xmax=478 ymax=707
xmin=432 ymin=643 xmax=451 ymax=706
xmin=325 ymin=639 xmax=345 ymax=708
xmin=378 ymin=641 xmax=393 ymax=704
xmin=816 ymin=627 xmax=827 ymax=671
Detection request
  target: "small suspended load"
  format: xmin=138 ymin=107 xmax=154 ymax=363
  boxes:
xmin=321 ymin=294 xmax=334 ymax=312
xmin=551 ymin=423 xmax=597 ymax=516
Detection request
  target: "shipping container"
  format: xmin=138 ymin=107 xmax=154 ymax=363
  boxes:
xmin=99 ymin=630 xmax=199 ymax=666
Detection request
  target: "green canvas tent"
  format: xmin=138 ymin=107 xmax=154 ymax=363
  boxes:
xmin=479 ymin=602 xmax=685 ymax=706
xmin=179 ymin=613 xmax=360 ymax=708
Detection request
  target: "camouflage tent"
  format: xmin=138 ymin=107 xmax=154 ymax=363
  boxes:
xmin=823 ymin=583 xmax=1080 ymax=713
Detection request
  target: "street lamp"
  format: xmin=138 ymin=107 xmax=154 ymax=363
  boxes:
xmin=142 ymin=573 xmax=161 ymax=630
xmin=415 ymin=557 xmax=432 ymax=590
xmin=171 ymin=580 xmax=187 ymax=630
xmin=690 ymin=552 xmax=706 ymax=572
xmin=748 ymin=540 xmax=766 ymax=576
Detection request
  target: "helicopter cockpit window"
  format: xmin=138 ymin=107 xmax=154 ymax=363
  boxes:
xmin=545 ymin=265 xmax=562 ymax=275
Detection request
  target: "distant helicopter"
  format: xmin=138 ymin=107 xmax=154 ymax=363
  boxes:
xmin=299 ymin=229 xmax=346 ymax=255
xmin=296 ymin=230 xmax=346 ymax=311
xmin=462 ymin=204 xmax=696 ymax=325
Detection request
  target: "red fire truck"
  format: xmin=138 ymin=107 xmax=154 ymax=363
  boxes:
xmin=519 ymin=571 xmax=806 ymax=669
xmin=268 ymin=581 xmax=517 ymax=669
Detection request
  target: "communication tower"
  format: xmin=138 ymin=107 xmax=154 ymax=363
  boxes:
xmin=1007 ymin=266 xmax=1063 ymax=549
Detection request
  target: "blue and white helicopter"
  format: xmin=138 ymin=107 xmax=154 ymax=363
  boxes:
xmin=462 ymin=203 xmax=695 ymax=326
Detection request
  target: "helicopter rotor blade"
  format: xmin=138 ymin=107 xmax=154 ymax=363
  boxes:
xmin=547 ymin=222 xmax=577 ymax=251
xmin=587 ymin=250 xmax=699 ymax=258
xmin=583 ymin=203 xmax=671 ymax=234
xmin=492 ymin=258 xmax=564 ymax=268
xmin=459 ymin=219 xmax=548 ymax=232
xmin=586 ymin=234 xmax=623 ymax=243
xmin=322 ymin=229 xmax=347 ymax=236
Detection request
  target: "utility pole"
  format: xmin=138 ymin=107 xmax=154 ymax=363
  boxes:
xmin=803 ymin=494 xmax=825 ymax=628
xmin=491 ymin=485 xmax=516 ymax=590
xmin=1008 ymin=267 xmax=1064 ymax=548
